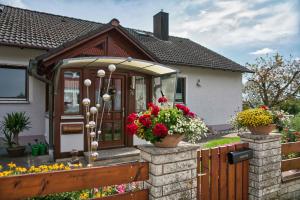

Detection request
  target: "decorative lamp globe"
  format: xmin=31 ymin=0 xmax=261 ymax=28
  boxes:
xmin=91 ymin=141 xmax=98 ymax=149
xmin=90 ymin=107 xmax=97 ymax=114
xmin=91 ymin=152 xmax=99 ymax=160
xmin=97 ymin=69 xmax=105 ymax=77
xmin=82 ymin=98 xmax=90 ymax=106
xmin=90 ymin=131 xmax=96 ymax=138
xmin=102 ymin=94 xmax=111 ymax=102
xmin=88 ymin=121 xmax=96 ymax=128
xmin=96 ymin=103 xmax=101 ymax=108
xmin=97 ymin=130 xmax=102 ymax=135
xmin=127 ymin=57 xmax=133 ymax=62
xmin=108 ymin=64 xmax=116 ymax=72
xmin=84 ymin=79 xmax=92 ymax=87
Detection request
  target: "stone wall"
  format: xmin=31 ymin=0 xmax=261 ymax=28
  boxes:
xmin=280 ymin=177 xmax=300 ymax=199
xmin=138 ymin=142 xmax=199 ymax=200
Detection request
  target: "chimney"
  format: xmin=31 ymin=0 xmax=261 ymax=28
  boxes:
xmin=153 ymin=10 xmax=169 ymax=40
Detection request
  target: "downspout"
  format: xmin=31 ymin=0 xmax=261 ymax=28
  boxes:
xmin=29 ymin=59 xmax=54 ymax=161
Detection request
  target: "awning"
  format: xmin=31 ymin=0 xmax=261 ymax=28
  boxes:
xmin=53 ymin=56 xmax=177 ymax=76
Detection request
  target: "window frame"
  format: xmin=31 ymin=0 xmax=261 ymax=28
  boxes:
xmin=175 ymin=77 xmax=186 ymax=104
xmin=0 ymin=65 xmax=28 ymax=102
xmin=61 ymin=69 xmax=82 ymax=115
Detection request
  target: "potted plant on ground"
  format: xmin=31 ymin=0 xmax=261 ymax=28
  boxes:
xmin=233 ymin=106 xmax=277 ymax=135
xmin=0 ymin=112 xmax=31 ymax=157
xmin=126 ymin=98 xmax=208 ymax=147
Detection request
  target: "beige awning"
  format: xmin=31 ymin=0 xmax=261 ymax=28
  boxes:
xmin=53 ymin=56 xmax=177 ymax=76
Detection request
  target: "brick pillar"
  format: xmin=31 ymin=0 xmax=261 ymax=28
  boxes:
xmin=138 ymin=142 xmax=199 ymax=200
xmin=239 ymin=133 xmax=281 ymax=200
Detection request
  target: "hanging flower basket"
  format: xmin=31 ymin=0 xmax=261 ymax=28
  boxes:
xmin=154 ymin=134 xmax=184 ymax=148
xmin=247 ymin=124 xmax=276 ymax=135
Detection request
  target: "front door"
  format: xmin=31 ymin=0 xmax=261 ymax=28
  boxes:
xmin=90 ymin=71 xmax=126 ymax=149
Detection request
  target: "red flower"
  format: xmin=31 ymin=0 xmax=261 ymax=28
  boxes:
xmin=187 ymin=112 xmax=196 ymax=118
xmin=260 ymin=105 xmax=269 ymax=110
xmin=153 ymin=123 xmax=168 ymax=137
xmin=148 ymin=102 xmax=160 ymax=116
xmin=127 ymin=113 xmax=137 ymax=123
xmin=127 ymin=123 xmax=138 ymax=135
xmin=176 ymin=104 xmax=190 ymax=115
xmin=139 ymin=114 xmax=152 ymax=128
xmin=158 ymin=96 xmax=168 ymax=103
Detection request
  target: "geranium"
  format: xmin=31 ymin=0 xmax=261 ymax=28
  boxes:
xmin=187 ymin=111 xmax=196 ymax=118
xmin=153 ymin=123 xmax=168 ymax=137
xmin=260 ymin=105 xmax=269 ymax=110
xmin=139 ymin=114 xmax=152 ymax=128
xmin=127 ymin=113 xmax=137 ymax=123
xmin=158 ymin=96 xmax=168 ymax=103
xmin=176 ymin=104 xmax=190 ymax=115
xmin=127 ymin=123 xmax=138 ymax=135
xmin=148 ymin=103 xmax=160 ymax=116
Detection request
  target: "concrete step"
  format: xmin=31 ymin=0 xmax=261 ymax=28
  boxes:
xmin=84 ymin=147 xmax=141 ymax=166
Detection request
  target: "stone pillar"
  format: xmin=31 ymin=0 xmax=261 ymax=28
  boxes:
xmin=239 ymin=133 xmax=281 ymax=200
xmin=138 ymin=142 xmax=199 ymax=200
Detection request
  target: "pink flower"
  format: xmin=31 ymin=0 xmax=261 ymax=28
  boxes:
xmin=117 ymin=184 xmax=126 ymax=194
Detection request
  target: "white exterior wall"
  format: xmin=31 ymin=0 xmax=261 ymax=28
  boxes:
xmin=0 ymin=46 xmax=47 ymax=138
xmin=173 ymin=65 xmax=243 ymax=125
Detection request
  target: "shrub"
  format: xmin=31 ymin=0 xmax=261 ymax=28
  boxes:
xmin=291 ymin=114 xmax=300 ymax=131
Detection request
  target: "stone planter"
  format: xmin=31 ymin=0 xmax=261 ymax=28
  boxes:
xmin=154 ymin=134 xmax=184 ymax=148
xmin=6 ymin=146 xmax=26 ymax=157
xmin=247 ymin=124 xmax=276 ymax=135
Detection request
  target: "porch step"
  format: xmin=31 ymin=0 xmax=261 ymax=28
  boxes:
xmin=84 ymin=147 xmax=141 ymax=166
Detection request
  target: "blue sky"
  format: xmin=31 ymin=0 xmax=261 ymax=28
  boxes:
xmin=1 ymin=0 xmax=299 ymax=65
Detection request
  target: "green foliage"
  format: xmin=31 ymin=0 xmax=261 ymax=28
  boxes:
xmin=204 ymin=137 xmax=241 ymax=148
xmin=291 ymin=114 xmax=300 ymax=131
xmin=279 ymin=98 xmax=300 ymax=115
xmin=157 ymin=108 xmax=181 ymax=129
xmin=0 ymin=112 xmax=31 ymax=146
xmin=28 ymin=191 xmax=81 ymax=200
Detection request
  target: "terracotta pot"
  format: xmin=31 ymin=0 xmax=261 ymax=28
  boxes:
xmin=247 ymin=124 xmax=276 ymax=135
xmin=6 ymin=146 xmax=26 ymax=157
xmin=154 ymin=134 xmax=184 ymax=148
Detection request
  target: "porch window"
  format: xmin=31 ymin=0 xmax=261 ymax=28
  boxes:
xmin=175 ymin=77 xmax=186 ymax=104
xmin=0 ymin=66 xmax=27 ymax=101
xmin=135 ymin=76 xmax=147 ymax=112
xmin=63 ymin=71 xmax=80 ymax=114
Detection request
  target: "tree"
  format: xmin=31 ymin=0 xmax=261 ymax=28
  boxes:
xmin=244 ymin=53 xmax=300 ymax=108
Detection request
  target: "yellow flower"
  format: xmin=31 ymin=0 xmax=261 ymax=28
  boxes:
xmin=79 ymin=192 xmax=89 ymax=200
xmin=0 ymin=165 xmax=3 ymax=171
xmin=236 ymin=108 xmax=273 ymax=127
xmin=7 ymin=162 xmax=16 ymax=169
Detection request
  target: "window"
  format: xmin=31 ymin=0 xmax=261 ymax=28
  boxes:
xmin=0 ymin=66 xmax=28 ymax=101
xmin=175 ymin=77 xmax=186 ymax=104
xmin=63 ymin=71 xmax=80 ymax=114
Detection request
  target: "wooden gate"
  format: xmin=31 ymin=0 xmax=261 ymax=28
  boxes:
xmin=197 ymin=143 xmax=249 ymax=200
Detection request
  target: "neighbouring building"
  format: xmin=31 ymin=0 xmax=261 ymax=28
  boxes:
xmin=0 ymin=5 xmax=251 ymax=158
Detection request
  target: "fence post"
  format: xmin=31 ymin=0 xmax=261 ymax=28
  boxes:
xmin=138 ymin=142 xmax=199 ymax=200
xmin=239 ymin=132 xmax=281 ymax=200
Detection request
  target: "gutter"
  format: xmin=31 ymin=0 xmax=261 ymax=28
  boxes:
xmin=29 ymin=59 xmax=54 ymax=161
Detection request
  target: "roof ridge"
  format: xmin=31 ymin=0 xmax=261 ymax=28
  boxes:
xmin=0 ymin=3 xmax=103 ymax=25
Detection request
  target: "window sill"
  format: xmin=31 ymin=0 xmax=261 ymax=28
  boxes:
xmin=0 ymin=100 xmax=30 ymax=104
xmin=61 ymin=115 xmax=84 ymax=120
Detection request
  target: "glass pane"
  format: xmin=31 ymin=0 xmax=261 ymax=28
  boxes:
xmin=135 ymin=76 xmax=147 ymax=112
xmin=114 ymin=122 xmax=122 ymax=141
xmin=176 ymin=78 xmax=185 ymax=103
xmin=153 ymin=77 xmax=161 ymax=104
xmin=0 ymin=67 xmax=26 ymax=99
xmin=114 ymin=79 xmax=121 ymax=111
xmin=64 ymin=71 xmax=80 ymax=114
xmin=161 ymin=74 xmax=176 ymax=106
xmin=103 ymin=123 xmax=113 ymax=141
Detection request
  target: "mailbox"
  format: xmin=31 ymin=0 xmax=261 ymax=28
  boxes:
xmin=228 ymin=148 xmax=253 ymax=164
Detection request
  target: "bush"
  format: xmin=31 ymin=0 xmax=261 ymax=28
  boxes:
xmin=279 ymin=99 xmax=300 ymax=115
xmin=291 ymin=114 xmax=300 ymax=131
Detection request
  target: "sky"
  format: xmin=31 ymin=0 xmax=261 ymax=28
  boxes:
xmin=0 ymin=0 xmax=299 ymax=65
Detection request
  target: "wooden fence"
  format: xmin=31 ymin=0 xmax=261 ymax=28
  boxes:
xmin=281 ymin=141 xmax=300 ymax=172
xmin=0 ymin=161 xmax=149 ymax=200
xmin=197 ymin=143 xmax=249 ymax=200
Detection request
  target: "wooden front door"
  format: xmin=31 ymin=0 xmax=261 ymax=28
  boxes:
xmin=90 ymin=71 xmax=126 ymax=149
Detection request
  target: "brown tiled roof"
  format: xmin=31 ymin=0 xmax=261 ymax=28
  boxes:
xmin=0 ymin=4 xmax=251 ymax=72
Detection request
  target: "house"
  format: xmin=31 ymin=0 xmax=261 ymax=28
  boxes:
xmin=0 ymin=5 xmax=251 ymax=159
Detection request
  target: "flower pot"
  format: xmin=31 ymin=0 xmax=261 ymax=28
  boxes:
xmin=39 ymin=144 xmax=47 ymax=155
xmin=6 ymin=146 xmax=26 ymax=157
xmin=31 ymin=145 xmax=39 ymax=156
xmin=154 ymin=134 xmax=184 ymax=148
xmin=247 ymin=124 xmax=276 ymax=135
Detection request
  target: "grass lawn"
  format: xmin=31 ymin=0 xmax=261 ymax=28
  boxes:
xmin=203 ymin=136 xmax=241 ymax=148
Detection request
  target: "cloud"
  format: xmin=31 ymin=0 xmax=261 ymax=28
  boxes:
xmin=0 ymin=0 xmax=27 ymax=8
xmin=250 ymin=48 xmax=275 ymax=55
xmin=171 ymin=0 xmax=299 ymax=48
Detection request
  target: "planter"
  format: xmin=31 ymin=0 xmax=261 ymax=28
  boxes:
xmin=39 ymin=144 xmax=47 ymax=155
xmin=31 ymin=145 xmax=39 ymax=156
xmin=6 ymin=146 xmax=26 ymax=157
xmin=154 ymin=134 xmax=184 ymax=148
xmin=247 ymin=124 xmax=276 ymax=135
